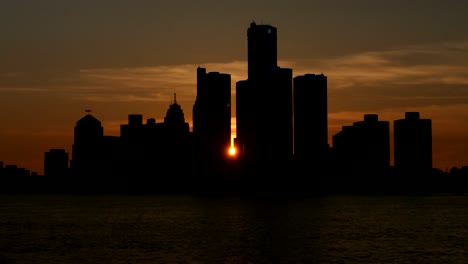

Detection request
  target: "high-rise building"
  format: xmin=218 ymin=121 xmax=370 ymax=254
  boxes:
xmin=121 ymin=114 xmax=144 ymax=145
xmin=162 ymin=94 xmax=193 ymax=178
xmin=236 ymin=22 xmax=293 ymax=163
xmin=394 ymin=112 xmax=432 ymax=174
xmin=332 ymin=114 xmax=390 ymax=177
xmin=236 ymin=68 xmax=293 ymax=161
xmin=119 ymin=114 xmax=145 ymax=174
xmin=247 ymin=22 xmax=277 ymax=79
xmin=257 ymin=67 xmax=293 ymax=160
xmin=70 ymin=114 xmax=104 ymax=176
xmin=193 ymin=67 xmax=231 ymax=159
xmin=235 ymin=80 xmax=251 ymax=158
xmin=293 ymin=74 xmax=328 ymax=162
xmin=352 ymin=114 xmax=390 ymax=173
xmin=73 ymin=114 xmax=104 ymax=146
xmin=164 ymin=93 xmax=190 ymax=135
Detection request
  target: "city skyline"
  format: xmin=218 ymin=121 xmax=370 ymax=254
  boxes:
xmin=1 ymin=1 xmax=468 ymax=173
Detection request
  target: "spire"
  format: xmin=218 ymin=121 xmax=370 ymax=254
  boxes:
xmin=174 ymin=93 xmax=177 ymax=104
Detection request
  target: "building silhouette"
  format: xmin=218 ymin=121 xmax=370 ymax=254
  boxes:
xmin=44 ymin=149 xmax=69 ymax=177
xmin=293 ymin=73 xmax=329 ymax=163
xmin=120 ymin=114 xmax=152 ymax=178
xmin=162 ymin=94 xmax=192 ymax=174
xmin=3 ymin=165 xmax=30 ymax=178
xmin=1 ymin=22 xmax=449 ymax=195
xmin=332 ymin=114 xmax=390 ymax=192
xmin=164 ymin=93 xmax=190 ymax=135
xmin=68 ymin=95 xmax=194 ymax=192
xmin=353 ymin=114 xmax=390 ymax=175
xmin=70 ymin=114 xmax=105 ymax=178
xmin=394 ymin=112 xmax=432 ymax=187
xmin=236 ymin=22 xmax=293 ymax=167
xmin=247 ymin=22 xmax=277 ymax=79
xmin=121 ymin=114 xmax=145 ymax=145
xmin=193 ymin=67 xmax=231 ymax=161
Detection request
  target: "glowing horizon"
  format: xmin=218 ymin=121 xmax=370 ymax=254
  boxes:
xmin=2 ymin=2 xmax=468 ymax=173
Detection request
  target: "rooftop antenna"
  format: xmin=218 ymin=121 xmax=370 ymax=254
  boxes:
xmin=174 ymin=93 xmax=177 ymax=104
xmin=85 ymin=103 xmax=94 ymax=114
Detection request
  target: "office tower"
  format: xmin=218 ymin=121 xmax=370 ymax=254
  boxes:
xmin=161 ymin=94 xmax=192 ymax=180
xmin=236 ymin=22 xmax=293 ymax=163
xmin=164 ymin=93 xmax=190 ymax=135
xmin=120 ymin=114 xmax=164 ymax=151
xmin=236 ymin=68 xmax=293 ymax=161
xmin=394 ymin=112 xmax=432 ymax=175
xmin=332 ymin=125 xmax=354 ymax=159
xmin=163 ymin=93 xmax=191 ymax=160
xmin=293 ymin=74 xmax=328 ymax=162
xmin=257 ymin=67 xmax=293 ymax=160
xmin=332 ymin=114 xmax=390 ymax=180
xmin=119 ymin=114 xmax=145 ymax=173
xmin=193 ymin=67 xmax=206 ymax=136
xmin=193 ymin=67 xmax=206 ymax=135
xmin=44 ymin=149 xmax=69 ymax=177
xmin=193 ymin=67 xmax=231 ymax=159
xmin=121 ymin=114 xmax=144 ymax=144
xmin=144 ymin=117 xmax=164 ymax=146
xmin=235 ymin=80 xmax=252 ymax=158
xmin=70 ymin=113 xmax=104 ymax=176
xmin=352 ymin=114 xmax=390 ymax=174
xmin=248 ymin=22 xmax=277 ymax=79
xmin=73 ymin=114 xmax=104 ymax=146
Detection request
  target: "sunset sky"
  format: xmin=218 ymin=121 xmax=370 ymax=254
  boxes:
xmin=1 ymin=0 xmax=468 ymax=174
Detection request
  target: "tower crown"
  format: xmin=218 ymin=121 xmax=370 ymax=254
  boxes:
xmin=247 ymin=22 xmax=277 ymax=79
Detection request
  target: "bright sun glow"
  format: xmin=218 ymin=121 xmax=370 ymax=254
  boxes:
xmin=228 ymin=146 xmax=236 ymax=156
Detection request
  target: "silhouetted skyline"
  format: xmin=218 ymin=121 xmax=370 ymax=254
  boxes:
xmin=2 ymin=22 xmax=468 ymax=196
xmin=1 ymin=3 xmax=468 ymax=172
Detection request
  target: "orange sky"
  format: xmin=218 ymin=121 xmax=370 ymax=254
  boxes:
xmin=1 ymin=1 xmax=468 ymax=173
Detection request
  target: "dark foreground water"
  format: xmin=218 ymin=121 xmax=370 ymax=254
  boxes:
xmin=1 ymin=194 xmax=468 ymax=263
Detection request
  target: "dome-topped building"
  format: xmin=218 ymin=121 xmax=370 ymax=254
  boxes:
xmin=70 ymin=112 xmax=105 ymax=178
xmin=74 ymin=113 xmax=104 ymax=146
xmin=76 ymin=114 xmax=101 ymax=126
xmin=164 ymin=93 xmax=189 ymax=134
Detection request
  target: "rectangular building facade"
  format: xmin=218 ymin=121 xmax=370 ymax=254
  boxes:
xmin=394 ymin=112 xmax=432 ymax=174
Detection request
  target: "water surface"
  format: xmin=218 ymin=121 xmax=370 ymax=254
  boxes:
xmin=1 ymin=194 xmax=467 ymax=263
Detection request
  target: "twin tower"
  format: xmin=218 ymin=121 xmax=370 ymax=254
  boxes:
xmin=195 ymin=22 xmax=327 ymax=164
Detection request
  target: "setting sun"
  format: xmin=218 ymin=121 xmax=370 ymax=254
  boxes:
xmin=228 ymin=146 xmax=236 ymax=156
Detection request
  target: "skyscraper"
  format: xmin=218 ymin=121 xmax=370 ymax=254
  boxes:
xmin=164 ymin=93 xmax=190 ymax=136
xmin=247 ymin=22 xmax=277 ymax=79
xmin=70 ymin=113 xmax=104 ymax=177
xmin=352 ymin=114 xmax=390 ymax=174
xmin=120 ymin=114 xmax=144 ymax=145
xmin=236 ymin=22 xmax=293 ymax=163
xmin=394 ymin=112 xmax=432 ymax=175
xmin=331 ymin=114 xmax=390 ymax=191
xmin=193 ymin=67 xmax=231 ymax=160
xmin=293 ymin=74 xmax=328 ymax=162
